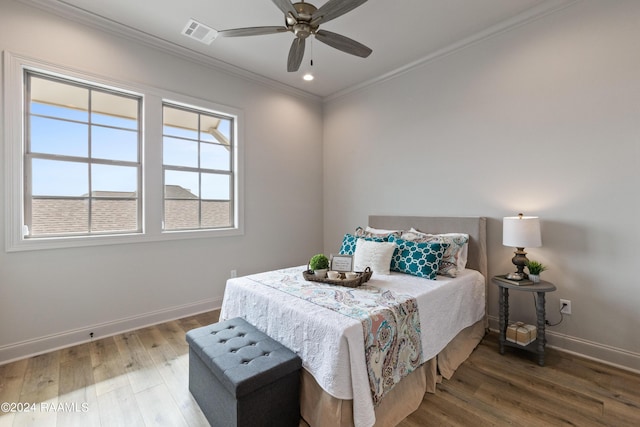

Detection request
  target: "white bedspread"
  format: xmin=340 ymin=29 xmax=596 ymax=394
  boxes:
xmin=220 ymin=266 xmax=485 ymax=427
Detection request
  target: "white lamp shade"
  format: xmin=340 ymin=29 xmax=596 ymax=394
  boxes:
xmin=503 ymin=216 xmax=542 ymax=248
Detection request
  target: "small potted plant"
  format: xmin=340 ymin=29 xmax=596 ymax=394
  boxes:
xmin=526 ymin=260 xmax=547 ymax=283
xmin=309 ymin=254 xmax=329 ymax=278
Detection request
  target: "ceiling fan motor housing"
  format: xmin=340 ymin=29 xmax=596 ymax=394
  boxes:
xmin=287 ymin=2 xmax=319 ymax=38
xmin=293 ymin=23 xmax=313 ymax=38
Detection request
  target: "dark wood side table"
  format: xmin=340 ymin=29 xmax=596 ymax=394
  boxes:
xmin=491 ymin=277 xmax=556 ymax=366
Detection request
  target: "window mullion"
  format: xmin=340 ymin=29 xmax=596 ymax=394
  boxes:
xmin=197 ymin=113 xmax=202 ymax=228
xmin=23 ymin=155 xmax=33 ymax=237
xmin=24 ymin=74 xmax=33 ymax=237
xmin=136 ymin=96 xmax=143 ymax=234
xmin=144 ymin=95 xmax=164 ymax=237
xmin=87 ymin=88 xmax=93 ymax=234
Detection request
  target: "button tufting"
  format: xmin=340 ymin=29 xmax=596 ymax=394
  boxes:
xmin=186 ymin=317 xmax=303 ymax=425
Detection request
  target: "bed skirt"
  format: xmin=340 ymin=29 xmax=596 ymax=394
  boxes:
xmin=299 ymin=319 xmax=486 ymax=427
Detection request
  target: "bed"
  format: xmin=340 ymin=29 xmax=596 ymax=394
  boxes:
xmin=220 ymin=216 xmax=487 ymax=427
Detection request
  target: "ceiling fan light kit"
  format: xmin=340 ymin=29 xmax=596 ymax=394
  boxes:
xmin=218 ymin=0 xmax=372 ymax=72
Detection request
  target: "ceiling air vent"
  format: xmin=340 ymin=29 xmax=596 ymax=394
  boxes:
xmin=182 ymin=19 xmax=218 ymax=45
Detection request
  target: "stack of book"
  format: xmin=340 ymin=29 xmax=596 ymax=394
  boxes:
xmin=494 ymin=274 xmax=533 ymax=286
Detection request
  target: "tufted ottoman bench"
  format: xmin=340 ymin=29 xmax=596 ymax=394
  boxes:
xmin=186 ymin=317 xmax=302 ymax=427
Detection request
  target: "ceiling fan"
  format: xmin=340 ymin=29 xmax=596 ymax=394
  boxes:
xmin=218 ymin=0 xmax=372 ymax=72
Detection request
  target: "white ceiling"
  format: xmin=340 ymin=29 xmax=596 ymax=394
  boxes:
xmin=26 ymin=0 xmax=574 ymax=98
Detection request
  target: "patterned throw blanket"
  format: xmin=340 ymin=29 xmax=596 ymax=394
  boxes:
xmin=247 ymin=267 xmax=423 ymax=405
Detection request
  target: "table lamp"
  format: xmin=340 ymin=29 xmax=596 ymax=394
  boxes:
xmin=503 ymin=213 xmax=542 ymax=280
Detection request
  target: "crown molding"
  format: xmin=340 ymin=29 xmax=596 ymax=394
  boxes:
xmin=17 ymin=0 xmax=322 ymax=103
xmin=17 ymin=0 xmax=580 ymax=104
xmin=324 ymin=0 xmax=582 ymax=103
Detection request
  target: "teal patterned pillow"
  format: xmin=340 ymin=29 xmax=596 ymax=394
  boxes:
xmin=388 ymin=235 xmax=448 ymax=279
xmin=339 ymin=233 xmax=386 ymax=255
xmin=400 ymin=229 xmax=469 ymax=277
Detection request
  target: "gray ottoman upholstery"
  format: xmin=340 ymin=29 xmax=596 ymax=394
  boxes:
xmin=186 ymin=317 xmax=302 ymax=427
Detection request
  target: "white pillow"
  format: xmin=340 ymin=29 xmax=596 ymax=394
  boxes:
xmin=365 ymin=226 xmax=400 ymax=235
xmin=353 ymin=239 xmax=396 ymax=275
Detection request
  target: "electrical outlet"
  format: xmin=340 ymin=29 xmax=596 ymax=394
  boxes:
xmin=230 ymin=269 xmax=237 ymax=278
xmin=560 ymin=299 xmax=571 ymax=315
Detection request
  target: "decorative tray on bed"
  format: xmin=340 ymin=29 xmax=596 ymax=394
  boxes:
xmin=302 ymin=267 xmax=372 ymax=288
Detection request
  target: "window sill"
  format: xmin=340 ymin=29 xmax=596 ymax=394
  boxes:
xmin=7 ymin=227 xmax=243 ymax=252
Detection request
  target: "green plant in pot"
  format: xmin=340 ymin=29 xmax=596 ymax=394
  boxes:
xmin=526 ymin=260 xmax=547 ymax=283
xmin=309 ymin=254 xmax=329 ymax=278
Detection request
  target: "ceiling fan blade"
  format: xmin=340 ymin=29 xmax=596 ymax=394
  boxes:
xmin=272 ymin=0 xmax=298 ymax=19
xmin=218 ymin=26 xmax=289 ymax=37
xmin=287 ymin=37 xmax=306 ymax=72
xmin=315 ymin=30 xmax=372 ymax=58
xmin=311 ymin=0 xmax=368 ymax=26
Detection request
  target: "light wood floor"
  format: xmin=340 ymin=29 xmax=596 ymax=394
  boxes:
xmin=398 ymin=334 xmax=640 ymax=427
xmin=1 ymin=310 xmax=638 ymax=426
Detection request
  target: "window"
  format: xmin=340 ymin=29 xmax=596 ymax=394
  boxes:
xmin=4 ymin=52 xmax=243 ymax=251
xmin=25 ymin=72 xmax=142 ymax=237
xmin=162 ymin=104 xmax=234 ymax=231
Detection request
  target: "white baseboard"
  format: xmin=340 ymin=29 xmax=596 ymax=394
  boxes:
xmin=487 ymin=316 xmax=640 ymax=374
xmin=0 ymin=297 xmax=222 ymax=366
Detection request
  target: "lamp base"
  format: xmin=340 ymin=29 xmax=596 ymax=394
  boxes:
xmin=511 ymin=247 xmax=529 ymax=280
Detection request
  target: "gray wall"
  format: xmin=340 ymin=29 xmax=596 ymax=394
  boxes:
xmin=2 ymin=0 xmax=638 ymax=372
xmin=323 ymin=0 xmax=640 ymax=371
xmin=0 ymin=1 xmax=323 ymax=361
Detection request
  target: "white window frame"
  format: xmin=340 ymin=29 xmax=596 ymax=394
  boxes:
xmin=4 ymin=51 xmax=244 ymax=252
xmin=161 ymin=101 xmax=236 ymax=232
xmin=25 ymin=70 xmax=144 ymax=237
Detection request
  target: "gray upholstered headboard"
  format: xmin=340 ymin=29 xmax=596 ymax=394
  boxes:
xmin=368 ymin=216 xmax=487 ymax=280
